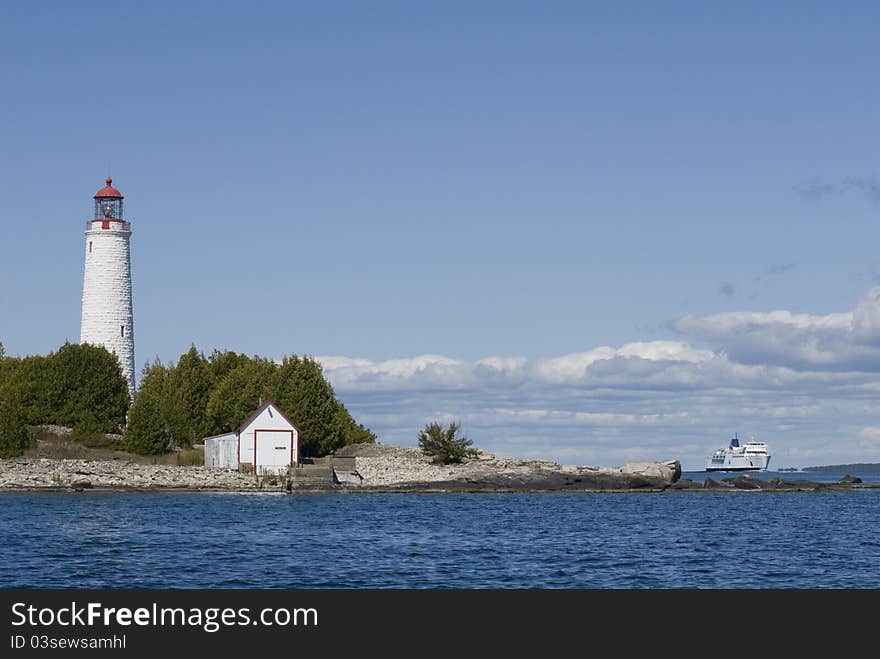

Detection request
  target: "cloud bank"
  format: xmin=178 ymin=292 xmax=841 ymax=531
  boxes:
xmin=319 ymin=289 xmax=880 ymax=469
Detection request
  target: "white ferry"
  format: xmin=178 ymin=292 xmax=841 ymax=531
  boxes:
xmin=705 ymin=434 xmax=771 ymax=472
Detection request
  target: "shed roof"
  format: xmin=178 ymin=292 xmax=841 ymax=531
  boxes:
xmin=235 ymin=400 xmax=301 ymax=435
xmin=202 ymin=431 xmax=237 ymax=442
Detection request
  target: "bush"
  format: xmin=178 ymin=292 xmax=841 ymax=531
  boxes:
xmin=417 ymin=421 xmax=478 ymax=465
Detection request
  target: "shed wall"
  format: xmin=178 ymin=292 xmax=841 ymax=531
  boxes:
xmin=204 ymin=434 xmax=238 ymax=469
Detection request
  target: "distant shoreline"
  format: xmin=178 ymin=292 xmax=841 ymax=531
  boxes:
xmin=802 ymin=463 xmax=880 ymax=473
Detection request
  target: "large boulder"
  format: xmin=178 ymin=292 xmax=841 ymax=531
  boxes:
xmin=623 ymin=460 xmax=681 ymax=483
xmin=839 ymin=474 xmax=863 ymax=484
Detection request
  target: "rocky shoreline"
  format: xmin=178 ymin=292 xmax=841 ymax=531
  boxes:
xmin=0 ymin=442 xmax=875 ymax=493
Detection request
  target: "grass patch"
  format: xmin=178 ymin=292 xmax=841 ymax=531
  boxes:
xmin=25 ymin=425 xmax=204 ymax=465
xmin=137 ymin=448 xmax=204 ymax=466
xmin=69 ymin=428 xmax=119 ymax=449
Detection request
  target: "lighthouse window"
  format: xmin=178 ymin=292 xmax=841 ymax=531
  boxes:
xmin=89 ymin=241 xmax=92 ymax=253
xmin=121 ymin=325 xmax=125 ymax=337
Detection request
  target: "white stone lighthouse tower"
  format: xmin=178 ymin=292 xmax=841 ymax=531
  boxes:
xmin=80 ymin=177 xmax=136 ymax=397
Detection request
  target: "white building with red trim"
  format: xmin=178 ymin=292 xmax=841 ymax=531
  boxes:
xmin=204 ymin=401 xmax=300 ymax=475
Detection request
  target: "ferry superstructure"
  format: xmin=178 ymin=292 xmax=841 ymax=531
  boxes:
xmin=706 ymin=435 xmax=771 ymax=472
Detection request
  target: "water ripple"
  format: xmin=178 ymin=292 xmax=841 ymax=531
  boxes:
xmin=0 ymin=492 xmax=878 ymax=588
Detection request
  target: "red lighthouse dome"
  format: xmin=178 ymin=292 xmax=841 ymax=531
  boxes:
xmin=95 ymin=177 xmax=123 ymax=199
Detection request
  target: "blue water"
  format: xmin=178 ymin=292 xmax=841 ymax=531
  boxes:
xmin=1 ymin=490 xmax=878 ymax=588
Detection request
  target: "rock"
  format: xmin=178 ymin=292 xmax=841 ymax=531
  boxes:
xmin=721 ymin=476 xmax=766 ymax=490
xmin=623 ymin=460 xmax=681 ymax=483
xmin=669 ymin=478 xmax=702 ymax=490
xmin=70 ymin=480 xmax=92 ymax=490
xmin=773 ymin=478 xmax=826 ymax=490
xmin=333 ymin=469 xmax=363 ymax=485
xmin=839 ymin=474 xmax=863 ymax=484
xmin=703 ymin=477 xmax=727 ymax=489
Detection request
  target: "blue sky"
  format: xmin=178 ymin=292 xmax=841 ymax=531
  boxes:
xmin=1 ymin=2 xmax=879 ymax=468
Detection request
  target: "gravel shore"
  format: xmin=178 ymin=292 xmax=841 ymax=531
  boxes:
xmin=0 ymin=443 xmax=681 ymax=493
xmin=0 ymin=458 xmax=269 ymax=492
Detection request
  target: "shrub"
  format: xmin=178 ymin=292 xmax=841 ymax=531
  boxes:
xmin=417 ymin=421 xmax=478 ymax=465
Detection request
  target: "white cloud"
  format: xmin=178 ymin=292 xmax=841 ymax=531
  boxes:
xmin=316 ymin=290 xmax=880 ymax=469
xmin=852 ymin=288 xmax=880 ymax=346
xmin=857 ymin=427 xmax=880 ymax=450
xmin=672 ymin=288 xmax=880 ymax=371
xmin=319 ymin=354 xmax=472 ymax=390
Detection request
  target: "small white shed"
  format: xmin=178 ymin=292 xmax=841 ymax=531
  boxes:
xmin=204 ymin=401 xmax=300 ymax=475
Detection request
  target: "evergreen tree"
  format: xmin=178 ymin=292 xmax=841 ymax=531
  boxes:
xmin=204 ymin=358 xmax=277 ymax=435
xmin=0 ymin=343 xmax=127 ymax=433
xmin=52 ymin=342 xmax=129 ymax=432
xmin=332 ymin=401 xmax=377 ymax=447
xmin=123 ymin=359 xmax=171 ymax=454
xmin=273 ymin=356 xmax=339 ymax=456
xmin=163 ymin=345 xmax=212 ymax=447
xmin=207 ymin=349 xmax=251 ymax=384
xmin=0 ymin=380 xmax=29 ymax=458
xmin=17 ymin=354 xmax=55 ymax=426
xmin=121 ymin=345 xmax=377 ymax=458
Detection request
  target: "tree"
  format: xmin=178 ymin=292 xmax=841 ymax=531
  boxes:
xmin=123 ymin=359 xmax=171 ymax=454
xmin=274 ymin=356 xmax=340 ymax=457
xmin=51 ymin=342 xmax=129 ymax=432
xmin=332 ymin=402 xmax=376 ymax=447
xmin=0 ymin=380 xmax=29 ymax=457
xmin=16 ymin=354 xmax=55 ymax=426
xmin=204 ymin=358 xmax=276 ymax=436
xmin=207 ymin=349 xmax=251 ymax=384
xmin=163 ymin=345 xmax=212 ymax=447
xmin=417 ymin=421 xmax=477 ymax=465
xmin=0 ymin=342 xmax=128 ymax=433
xmin=126 ymin=345 xmax=376 ymax=457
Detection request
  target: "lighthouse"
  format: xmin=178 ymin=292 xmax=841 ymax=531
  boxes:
xmin=80 ymin=178 xmax=136 ymax=397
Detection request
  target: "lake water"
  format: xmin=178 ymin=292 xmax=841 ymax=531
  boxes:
xmin=2 ymin=485 xmax=878 ymax=588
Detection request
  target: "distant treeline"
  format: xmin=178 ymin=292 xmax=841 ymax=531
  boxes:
xmin=803 ymin=463 xmax=880 ymax=473
xmin=0 ymin=341 xmax=375 ymax=458
xmin=0 ymin=341 xmax=130 ymax=457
